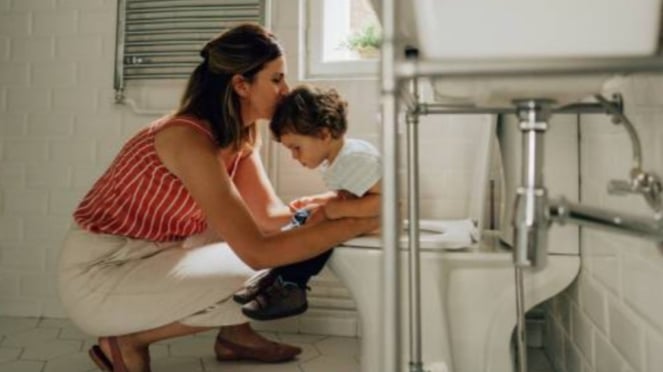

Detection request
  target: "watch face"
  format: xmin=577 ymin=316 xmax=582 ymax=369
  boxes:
xmin=294 ymin=209 xmax=310 ymax=224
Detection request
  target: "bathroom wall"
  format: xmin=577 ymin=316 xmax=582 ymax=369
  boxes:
xmin=0 ymin=0 xmax=126 ymax=317
xmin=543 ymin=76 xmax=663 ymax=372
xmin=0 ymin=0 xmax=485 ymax=328
xmin=3 ymin=2 xmax=662 ymax=368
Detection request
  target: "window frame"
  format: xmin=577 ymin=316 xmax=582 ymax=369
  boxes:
xmin=301 ymin=0 xmax=379 ymax=80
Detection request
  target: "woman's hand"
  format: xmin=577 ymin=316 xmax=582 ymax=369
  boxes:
xmin=288 ymin=197 xmax=319 ymax=212
xmin=303 ymin=204 xmax=328 ymax=226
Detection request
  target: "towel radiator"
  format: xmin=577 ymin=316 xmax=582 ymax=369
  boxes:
xmin=113 ymin=0 xmax=266 ymax=103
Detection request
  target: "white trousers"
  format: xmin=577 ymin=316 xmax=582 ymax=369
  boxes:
xmin=57 ymin=224 xmax=254 ymax=337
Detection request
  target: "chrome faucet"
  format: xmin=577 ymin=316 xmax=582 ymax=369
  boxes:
xmin=594 ymin=94 xmax=663 ymax=213
xmin=608 ymin=169 xmax=663 ymax=212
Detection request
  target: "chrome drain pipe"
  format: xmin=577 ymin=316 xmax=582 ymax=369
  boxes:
xmin=511 ymin=99 xmax=554 ymax=372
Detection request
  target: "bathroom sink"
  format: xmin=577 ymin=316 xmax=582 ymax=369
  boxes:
xmin=413 ymin=0 xmax=661 ymax=59
xmin=429 ymin=74 xmax=618 ymax=106
xmin=370 ymin=0 xmax=662 ymax=105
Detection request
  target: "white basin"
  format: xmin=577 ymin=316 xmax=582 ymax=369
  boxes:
xmin=371 ymin=0 xmax=662 ymax=105
xmin=430 ymin=75 xmax=613 ymax=106
xmin=413 ymin=0 xmax=661 ymax=59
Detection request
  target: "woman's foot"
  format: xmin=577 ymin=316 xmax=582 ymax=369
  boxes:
xmin=94 ymin=336 xmax=151 ymax=372
xmin=215 ymin=323 xmax=301 ymax=363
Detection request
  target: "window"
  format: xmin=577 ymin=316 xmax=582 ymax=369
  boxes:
xmin=303 ymin=0 xmax=381 ymax=79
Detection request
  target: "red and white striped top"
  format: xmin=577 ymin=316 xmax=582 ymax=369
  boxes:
xmin=74 ymin=115 xmax=241 ymax=242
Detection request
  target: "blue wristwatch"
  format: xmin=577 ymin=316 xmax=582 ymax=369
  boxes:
xmin=291 ymin=208 xmax=311 ymax=226
xmin=281 ymin=208 xmax=311 ymax=231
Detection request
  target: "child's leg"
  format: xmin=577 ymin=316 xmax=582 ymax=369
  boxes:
xmin=272 ymin=248 xmax=334 ymax=287
xmin=239 ymin=248 xmax=334 ymax=321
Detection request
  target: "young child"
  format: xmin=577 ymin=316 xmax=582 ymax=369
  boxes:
xmin=234 ymin=85 xmax=381 ymax=320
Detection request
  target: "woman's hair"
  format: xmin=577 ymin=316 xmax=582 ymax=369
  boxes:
xmin=270 ymin=85 xmax=348 ymax=141
xmin=176 ymin=23 xmax=283 ymax=150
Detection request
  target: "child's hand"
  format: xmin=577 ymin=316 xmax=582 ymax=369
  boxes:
xmin=304 ymin=205 xmax=328 ymax=225
xmin=288 ymin=192 xmax=337 ymax=211
xmin=288 ymin=197 xmax=319 ymax=212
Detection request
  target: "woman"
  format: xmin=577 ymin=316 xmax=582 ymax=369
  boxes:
xmin=57 ymin=24 xmax=377 ymax=372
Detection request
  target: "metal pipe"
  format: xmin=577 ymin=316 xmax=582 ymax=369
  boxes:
xmin=422 ymin=106 xmax=513 ymax=115
xmin=406 ymin=77 xmax=424 ymax=372
xmin=511 ymin=99 xmax=554 ymax=372
xmin=558 ymin=100 xmax=622 ymax=115
xmin=418 ymin=100 xmax=621 ymax=116
xmin=550 ymin=198 xmax=663 ymax=241
xmin=125 ymin=40 xmax=201 ymax=46
xmin=512 ymin=99 xmax=552 ymax=268
xmin=125 ymin=14 xmax=257 ymax=22
xmin=380 ymin=0 xmax=401 ymax=370
xmin=126 ymin=25 xmax=242 ymax=32
xmin=400 ymin=90 xmax=418 ymax=113
xmin=514 ymin=267 xmax=527 ymax=372
xmin=124 ymin=50 xmax=196 ymax=56
xmin=125 ymin=61 xmax=199 ymax=66
xmin=127 ymin=5 xmax=258 ymax=13
xmin=594 ymin=94 xmax=642 ymax=171
xmin=125 ymin=74 xmax=195 ymax=79
xmin=396 ymin=56 xmax=663 ymax=79
xmin=126 ymin=35 xmax=218 ymax=42
xmin=113 ymin=0 xmax=127 ymax=102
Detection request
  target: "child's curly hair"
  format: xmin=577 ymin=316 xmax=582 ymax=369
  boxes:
xmin=270 ymin=85 xmax=348 ymax=141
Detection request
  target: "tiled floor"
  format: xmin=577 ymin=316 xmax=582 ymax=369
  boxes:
xmin=0 ymin=316 xmax=554 ymax=372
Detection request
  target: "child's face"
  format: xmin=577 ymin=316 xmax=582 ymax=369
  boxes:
xmin=279 ymin=132 xmax=331 ymax=169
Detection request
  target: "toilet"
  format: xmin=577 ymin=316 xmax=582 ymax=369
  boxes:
xmin=329 ymin=114 xmax=581 ymax=372
xmin=335 ymin=0 xmax=661 ymax=370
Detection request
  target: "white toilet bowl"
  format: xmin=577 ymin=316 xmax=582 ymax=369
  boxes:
xmin=326 ymin=96 xmax=581 ymax=371
xmin=329 ymin=222 xmax=580 ymax=372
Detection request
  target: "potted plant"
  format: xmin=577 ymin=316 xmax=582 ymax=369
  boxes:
xmin=342 ymin=23 xmax=381 ymax=58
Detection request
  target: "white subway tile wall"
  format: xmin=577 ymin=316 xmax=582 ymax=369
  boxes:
xmin=1 ymin=0 xmax=120 ymax=318
xmin=545 ymin=77 xmax=663 ymax=372
xmin=0 ymin=1 xmax=662 ymax=371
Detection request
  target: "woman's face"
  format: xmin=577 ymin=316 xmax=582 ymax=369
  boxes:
xmin=240 ymin=56 xmax=289 ymax=124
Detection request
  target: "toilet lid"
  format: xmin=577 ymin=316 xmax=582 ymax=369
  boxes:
xmin=342 ymin=219 xmax=478 ymax=250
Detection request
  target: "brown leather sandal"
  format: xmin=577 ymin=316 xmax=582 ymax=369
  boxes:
xmin=215 ymin=335 xmax=302 ymax=363
xmin=88 ymin=337 xmax=129 ymax=372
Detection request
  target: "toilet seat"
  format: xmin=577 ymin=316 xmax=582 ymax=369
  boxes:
xmin=342 ymin=219 xmax=478 ymax=251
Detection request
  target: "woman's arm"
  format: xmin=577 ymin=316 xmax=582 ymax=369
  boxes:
xmin=232 ymin=149 xmax=291 ymax=233
xmin=155 ymin=125 xmax=378 ymax=269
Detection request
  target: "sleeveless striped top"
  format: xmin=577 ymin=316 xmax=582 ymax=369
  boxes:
xmin=74 ymin=115 xmax=241 ymax=242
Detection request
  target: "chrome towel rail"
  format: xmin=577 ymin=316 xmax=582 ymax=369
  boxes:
xmin=114 ymin=0 xmax=265 ymax=102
